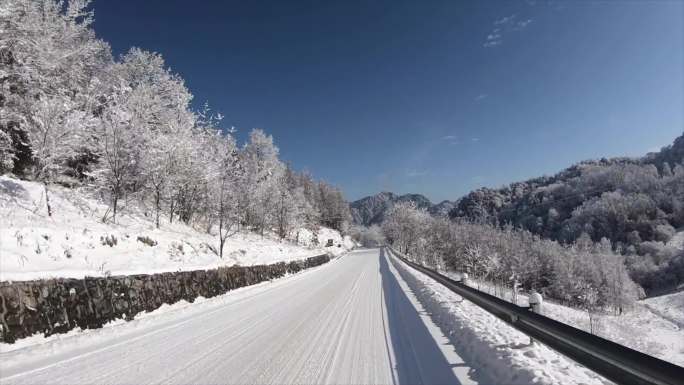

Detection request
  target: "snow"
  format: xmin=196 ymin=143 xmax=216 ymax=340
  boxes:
xmin=0 ymin=175 xmax=353 ymax=281
xmin=532 ymin=293 xmax=684 ymax=367
xmin=666 ymin=229 xmax=684 ymax=250
xmin=1 ymin=249 xmax=477 ymax=385
xmin=297 ymin=226 xmax=357 ymax=257
xmin=448 ymin=274 xmax=684 ymax=367
xmin=386 ymin=249 xmax=612 ymax=385
xmin=642 ymin=291 xmax=684 ymax=329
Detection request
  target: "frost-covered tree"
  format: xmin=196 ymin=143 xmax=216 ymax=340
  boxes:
xmin=28 ymin=97 xmax=90 ymax=215
xmin=1 ymin=0 xmax=356 ymax=257
xmin=351 ymin=224 xmax=385 ymax=247
xmin=273 ymin=166 xmax=314 ymax=240
xmin=382 ymin=201 xmax=430 ymax=256
xmin=198 ymin=128 xmax=240 ymax=258
xmin=1 ymin=0 xmax=110 ymax=213
xmin=122 ymin=48 xmax=196 ymax=227
xmin=316 ymin=181 xmax=351 ymax=232
xmin=240 ymin=129 xmax=283 ymax=234
xmin=0 ymin=1 xmax=109 ymax=138
xmin=90 ymin=96 xmax=144 ymax=223
xmin=0 ymin=129 xmax=14 ymax=173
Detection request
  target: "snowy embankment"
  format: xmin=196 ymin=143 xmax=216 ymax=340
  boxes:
xmin=528 ymin=291 xmax=684 ymax=367
xmin=0 ymin=176 xmax=354 ymax=281
xmin=387 ymin=250 xmax=612 ymax=385
xmin=447 ymin=274 xmax=684 ymax=367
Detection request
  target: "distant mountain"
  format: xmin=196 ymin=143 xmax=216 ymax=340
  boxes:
xmin=350 ymin=192 xmax=455 ymax=226
xmin=430 ymin=200 xmax=457 ymax=217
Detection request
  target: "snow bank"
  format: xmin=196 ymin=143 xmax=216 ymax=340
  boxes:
xmin=445 ymin=274 xmax=684 ymax=367
xmin=295 ymin=226 xmax=356 ymax=257
xmin=642 ymin=291 xmax=684 ymax=329
xmin=387 ymin=250 xmax=611 ymax=385
xmin=0 ymin=176 xmax=352 ymax=281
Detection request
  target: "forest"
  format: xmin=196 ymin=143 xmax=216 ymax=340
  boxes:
xmin=381 ymin=201 xmax=642 ymax=314
xmin=448 ymin=135 xmax=684 ymax=295
xmin=373 ymin=134 xmax=684 ymax=313
xmin=0 ymin=0 xmax=351 ymax=258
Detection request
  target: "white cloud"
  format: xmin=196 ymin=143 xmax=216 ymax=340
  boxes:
xmin=440 ymin=135 xmax=460 ymax=145
xmin=484 ymin=13 xmax=533 ymax=48
xmin=494 ymin=14 xmax=517 ymax=26
xmin=516 ymin=19 xmax=533 ymax=29
xmin=474 ymin=94 xmax=488 ymax=101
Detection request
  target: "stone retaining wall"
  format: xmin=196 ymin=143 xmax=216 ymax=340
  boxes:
xmin=0 ymin=254 xmax=330 ymax=343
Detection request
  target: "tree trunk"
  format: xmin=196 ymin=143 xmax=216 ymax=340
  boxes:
xmin=169 ymin=197 xmax=175 ymax=224
xmin=155 ymin=188 xmax=161 ymax=229
xmin=218 ymin=213 xmax=225 ymax=259
xmin=112 ymin=193 xmax=118 ymax=224
xmin=43 ymin=182 xmax=52 ymax=217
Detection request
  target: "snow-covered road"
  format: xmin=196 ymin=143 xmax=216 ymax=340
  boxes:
xmin=0 ymin=249 xmax=477 ymax=385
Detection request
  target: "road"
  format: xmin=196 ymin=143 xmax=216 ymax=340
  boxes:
xmin=0 ymin=249 xmax=477 ymax=385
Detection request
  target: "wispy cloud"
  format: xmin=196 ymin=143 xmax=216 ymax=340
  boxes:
xmin=483 ymin=14 xmax=532 ymax=48
xmin=471 ymin=137 xmax=480 ymax=143
xmin=474 ymin=94 xmax=488 ymax=102
xmin=494 ymin=14 xmax=517 ymax=26
xmin=440 ymin=135 xmax=460 ymax=145
xmin=406 ymin=169 xmax=428 ymax=178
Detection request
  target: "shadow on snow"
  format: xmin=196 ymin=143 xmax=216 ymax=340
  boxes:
xmin=379 ymin=248 xmax=464 ymax=385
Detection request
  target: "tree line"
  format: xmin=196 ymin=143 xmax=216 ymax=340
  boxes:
xmin=380 ymin=201 xmax=641 ymax=314
xmin=0 ymin=0 xmax=351 ymax=257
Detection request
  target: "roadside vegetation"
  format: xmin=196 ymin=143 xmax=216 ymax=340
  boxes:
xmin=0 ymin=0 xmax=352 ymax=260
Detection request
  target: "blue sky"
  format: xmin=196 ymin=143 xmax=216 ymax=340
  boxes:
xmin=92 ymin=0 xmax=683 ymax=202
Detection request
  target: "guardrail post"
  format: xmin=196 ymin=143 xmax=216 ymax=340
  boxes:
xmin=528 ymin=292 xmax=543 ymax=345
xmin=529 ymin=292 xmax=543 ymax=313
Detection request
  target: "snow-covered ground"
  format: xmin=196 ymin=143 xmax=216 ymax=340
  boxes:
xmin=1 ymin=248 xmax=615 ymax=385
xmin=536 ymin=292 xmax=684 ymax=367
xmin=387 ymin=250 xmax=612 ymax=385
xmin=443 ymin=271 xmax=684 ymax=367
xmin=642 ymin=291 xmax=684 ymax=329
xmin=0 ymin=249 xmax=471 ymax=385
xmin=0 ymin=176 xmax=354 ymax=281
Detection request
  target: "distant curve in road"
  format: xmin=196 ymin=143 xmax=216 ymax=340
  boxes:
xmin=0 ymin=249 xmax=477 ymax=385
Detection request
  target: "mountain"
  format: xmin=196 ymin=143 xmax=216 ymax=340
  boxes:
xmin=350 ymin=192 xmax=454 ymax=226
xmin=430 ymin=200 xmax=457 ymax=217
xmin=449 ymin=133 xmax=684 ymax=242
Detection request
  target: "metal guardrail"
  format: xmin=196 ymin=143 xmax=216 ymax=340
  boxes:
xmin=386 ymin=247 xmax=684 ymax=385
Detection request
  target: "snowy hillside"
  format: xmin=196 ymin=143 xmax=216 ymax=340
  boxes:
xmin=0 ymin=176 xmax=354 ymax=282
xmin=538 ymin=292 xmax=684 ymax=367
xmin=642 ymin=291 xmax=684 ymax=329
